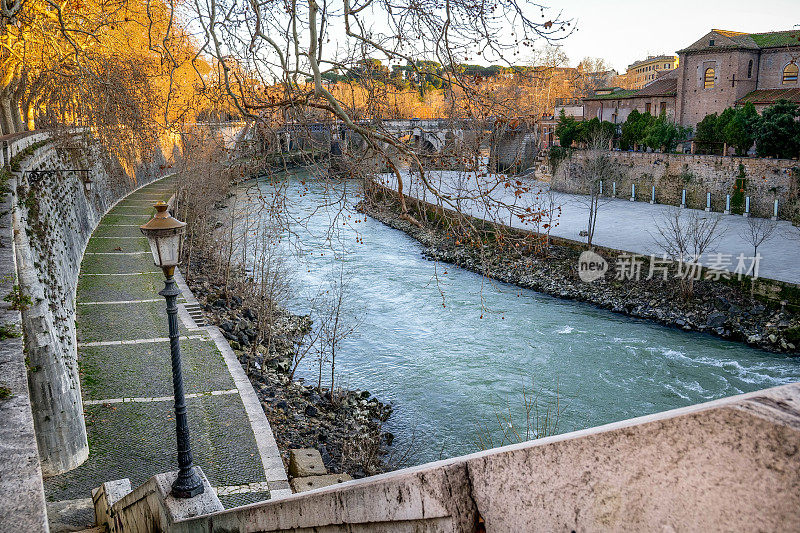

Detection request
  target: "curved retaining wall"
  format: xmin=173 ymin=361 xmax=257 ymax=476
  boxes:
xmin=11 ymin=132 xmax=183 ymax=476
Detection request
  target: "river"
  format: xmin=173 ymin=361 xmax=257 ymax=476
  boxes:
xmin=234 ymin=169 xmax=800 ymax=466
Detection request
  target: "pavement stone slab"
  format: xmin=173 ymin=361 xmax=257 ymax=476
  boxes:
xmin=79 ymin=253 xmax=160 ymax=275
xmin=77 ymin=299 xmax=190 ymax=343
xmin=44 ymin=394 xmax=266 ymax=501
xmin=85 ymin=236 xmax=150 ymax=254
xmin=91 ymin=225 xmax=146 ymax=238
xmin=77 ymin=269 xmax=164 ymax=302
xmin=99 ymin=213 xmax=152 ymax=226
xmin=78 ymin=338 xmax=235 ymax=400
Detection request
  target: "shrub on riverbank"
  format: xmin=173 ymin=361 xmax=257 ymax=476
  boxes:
xmin=183 ymin=250 xmax=396 ymax=477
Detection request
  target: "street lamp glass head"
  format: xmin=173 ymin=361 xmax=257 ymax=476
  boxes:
xmin=140 ymin=201 xmax=186 ymax=269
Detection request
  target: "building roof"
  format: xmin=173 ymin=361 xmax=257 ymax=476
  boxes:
xmin=584 ymin=89 xmax=638 ymax=101
xmin=583 ymin=73 xmax=677 ymax=101
xmin=637 ymin=76 xmax=678 ymax=97
xmin=678 ymin=29 xmax=800 ymax=54
xmin=736 ymin=88 xmax=800 ymax=105
xmin=749 ymin=30 xmax=800 ymax=48
xmin=627 ymin=55 xmax=678 ymax=71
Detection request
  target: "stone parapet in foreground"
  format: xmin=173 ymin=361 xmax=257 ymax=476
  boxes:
xmin=98 ymin=381 xmax=800 ymax=532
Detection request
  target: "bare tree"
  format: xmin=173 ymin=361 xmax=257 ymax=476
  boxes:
xmin=741 ymin=216 xmax=777 ymax=258
xmin=184 ymin=0 xmax=576 ymax=225
xmin=245 ymin=222 xmax=294 ymax=369
xmin=317 ymin=265 xmax=362 ymax=399
xmin=652 ymin=208 xmax=725 ymax=298
xmin=568 ymin=134 xmax=619 ymax=247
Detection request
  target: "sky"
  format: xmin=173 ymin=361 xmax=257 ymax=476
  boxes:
xmin=547 ymin=0 xmax=800 ymax=71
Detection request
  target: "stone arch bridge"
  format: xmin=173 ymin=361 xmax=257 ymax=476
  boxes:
xmin=255 ymin=118 xmax=539 ymax=173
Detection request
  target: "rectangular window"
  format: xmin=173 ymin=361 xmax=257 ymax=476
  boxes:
xmin=660 ymin=102 xmax=667 ymax=114
xmin=645 ymin=103 xmax=652 ymax=113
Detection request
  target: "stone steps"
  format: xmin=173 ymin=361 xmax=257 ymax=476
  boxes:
xmin=184 ymin=302 xmax=207 ymax=327
xmin=287 ymin=448 xmax=352 ymax=493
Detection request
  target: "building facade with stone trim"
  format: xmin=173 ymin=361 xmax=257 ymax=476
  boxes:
xmin=624 ymin=55 xmax=679 ymax=90
xmin=675 ymin=29 xmax=800 ymax=127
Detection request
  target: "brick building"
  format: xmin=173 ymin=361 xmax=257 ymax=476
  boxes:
xmin=576 ymin=29 xmax=800 ymax=134
xmin=582 ymin=70 xmax=678 ymax=124
xmin=675 ymin=29 xmax=800 ymax=127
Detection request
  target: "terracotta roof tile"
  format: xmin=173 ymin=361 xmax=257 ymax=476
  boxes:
xmin=736 ymin=88 xmax=800 ymax=105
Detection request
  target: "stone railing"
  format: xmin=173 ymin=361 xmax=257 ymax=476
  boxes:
xmin=0 ymin=130 xmax=50 ymax=167
xmin=96 ymin=382 xmax=800 ymax=532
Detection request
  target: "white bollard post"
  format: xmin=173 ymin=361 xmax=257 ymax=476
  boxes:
xmin=772 ymin=199 xmax=779 ymax=221
xmin=743 ymin=196 xmax=750 ymax=218
xmin=650 ymin=185 xmax=656 ymax=204
xmin=681 ymin=189 xmax=686 ymax=209
xmin=705 ymin=192 xmax=711 ymax=212
xmin=599 ymin=180 xmax=603 ymax=196
xmin=612 ymin=181 xmax=616 ymax=197
xmin=630 ymin=183 xmax=636 ymax=202
xmin=724 ymin=194 xmax=731 ymax=215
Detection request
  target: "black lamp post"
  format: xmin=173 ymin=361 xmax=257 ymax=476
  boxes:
xmin=140 ymin=201 xmax=204 ymax=498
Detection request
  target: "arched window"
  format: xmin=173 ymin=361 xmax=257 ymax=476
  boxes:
xmin=704 ymin=67 xmax=715 ymax=88
xmin=783 ymin=63 xmax=799 ymax=84
xmin=747 ymin=60 xmax=753 ymax=79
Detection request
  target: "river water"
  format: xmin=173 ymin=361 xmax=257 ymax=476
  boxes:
xmin=235 ymin=170 xmax=800 ymax=466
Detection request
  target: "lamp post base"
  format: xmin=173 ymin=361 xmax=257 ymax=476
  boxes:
xmin=172 ymin=466 xmax=205 ymax=498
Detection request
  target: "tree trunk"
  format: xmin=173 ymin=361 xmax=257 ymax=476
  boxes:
xmin=24 ymin=100 xmax=35 ymax=130
xmin=0 ymin=96 xmax=15 ymax=135
xmin=11 ymin=81 xmax=25 ymax=132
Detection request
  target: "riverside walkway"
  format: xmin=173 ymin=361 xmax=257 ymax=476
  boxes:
xmin=379 ymin=171 xmax=800 ymax=285
xmin=44 ymin=176 xmax=289 ymax=512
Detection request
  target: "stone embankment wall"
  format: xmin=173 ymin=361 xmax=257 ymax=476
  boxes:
xmin=11 ymin=131 xmax=183 ymax=478
xmin=97 ymin=382 xmax=800 ymax=532
xmin=0 ymin=154 xmax=48 ymax=532
xmin=490 ymin=130 xmax=537 ymax=173
xmin=550 ymin=151 xmax=800 ymax=220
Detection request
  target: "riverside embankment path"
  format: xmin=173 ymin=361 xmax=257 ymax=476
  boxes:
xmin=44 ymin=176 xmax=289 ymax=511
xmin=378 ymin=171 xmax=800 ymax=285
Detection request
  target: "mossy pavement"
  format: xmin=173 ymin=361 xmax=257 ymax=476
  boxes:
xmin=44 ymin=177 xmax=272 ymax=508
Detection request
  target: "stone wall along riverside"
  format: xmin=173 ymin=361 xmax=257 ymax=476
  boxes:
xmin=0 ymin=149 xmax=48 ymax=532
xmin=11 ymin=130 xmax=184 ymax=477
xmin=550 ymin=150 xmax=800 ymax=221
xmin=96 ymin=382 xmax=800 ymax=532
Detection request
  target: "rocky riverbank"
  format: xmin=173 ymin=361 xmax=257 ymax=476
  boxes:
xmin=359 ymin=191 xmax=800 ymax=355
xmin=183 ymin=254 xmax=394 ymax=478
